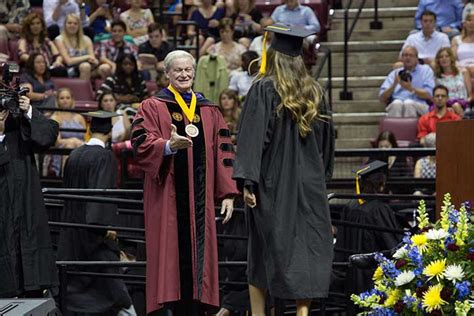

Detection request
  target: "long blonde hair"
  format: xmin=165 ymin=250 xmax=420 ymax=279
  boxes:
xmin=433 ymin=47 xmax=459 ymax=77
xmin=462 ymin=12 xmax=474 ymax=40
xmin=61 ymin=14 xmax=87 ymax=51
xmin=258 ymin=48 xmax=322 ymax=137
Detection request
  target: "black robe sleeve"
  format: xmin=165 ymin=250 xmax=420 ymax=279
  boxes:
xmin=0 ymin=141 xmax=9 ymax=166
xmin=233 ymin=79 xmax=275 ymax=191
xmin=20 ymin=108 xmax=59 ymax=152
xmin=314 ymin=97 xmax=335 ymax=182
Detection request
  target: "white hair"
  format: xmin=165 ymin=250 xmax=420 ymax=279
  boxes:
xmin=164 ymin=50 xmax=196 ymax=72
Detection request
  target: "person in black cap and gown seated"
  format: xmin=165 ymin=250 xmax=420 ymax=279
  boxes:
xmin=334 ymin=160 xmax=404 ymax=294
xmin=57 ymin=110 xmax=135 ymax=315
xmin=233 ymin=23 xmax=335 ymax=316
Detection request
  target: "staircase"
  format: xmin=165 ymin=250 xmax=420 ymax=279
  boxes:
xmin=317 ymin=0 xmax=419 ymax=177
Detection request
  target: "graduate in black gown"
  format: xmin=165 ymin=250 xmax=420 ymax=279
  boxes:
xmin=57 ymin=111 xmax=134 ymax=315
xmin=335 ymin=160 xmax=403 ymax=294
xmin=233 ymin=24 xmax=335 ymax=315
xmin=0 ymin=94 xmax=59 ymax=298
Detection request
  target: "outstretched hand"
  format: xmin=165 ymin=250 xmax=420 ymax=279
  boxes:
xmin=221 ymin=198 xmax=234 ymax=224
xmin=169 ymin=124 xmax=192 ymax=151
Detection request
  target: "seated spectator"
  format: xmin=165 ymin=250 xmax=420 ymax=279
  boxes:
xmin=43 ymin=0 xmax=91 ymax=40
xmin=87 ymin=0 xmax=113 ymax=41
xmin=218 ymin=89 xmax=241 ymax=145
xmin=414 ymin=0 xmax=463 ymax=38
xmin=433 ymin=47 xmax=472 ymax=116
xmin=229 ymin=50 xmax=259 ymax=98
xmin=398 ymin=10 xmax=450 ymax=67
xmin=249 ymin=17 xmax=273 ymax=56
xmin=463 ymin=2 xmax=474 ymax=22
xmin=95 ymin=20 xmax=138 ymax=78
xmin=120 ymin=0 xmax=155 ymax=45
xmin=229 ymin=0 xmax=262 ymax=47
xmin=20 ymin=53 xmax=56 ymax=108
xmin=414 ymin=132 xmax=436 ymax=195
xmin=380 ymin=46 xmax=435 ymax=117
xmin=451 ymin=13 xmax=474 ymax=77
xmin=0 ymin=0 xmax=30 ymax=56
xmin=417 ymin=85 xmax=461 ymax=144
xmin=155 ymin=69 xmax=169 ymax=92
xmin=97 ymin=92 xmax=131 ymax=142
xmin=55 ymin=14 xmax=99 ymax=80
xmin=187 ymin=0 xmax=226 ymax=56
xmin=270 ymin=0 xmax=320 ymax=33
xmin=374 ymin=130 xmax=412 ymax=178
xmin=207 ymin=18 xmax=247 ymax=75
xmin=18 ymin=12 xmax=68 ymax=77
xmin=96 ymin=53 xmax=148 ymax=106
xmin=138 ymin=23 xmax=174 ymax=75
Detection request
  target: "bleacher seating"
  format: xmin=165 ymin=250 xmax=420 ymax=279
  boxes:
xmin=378 ymin=117 xmax=419 ymax=147
xmin=51 ymin=78 xmax=95 ymax=101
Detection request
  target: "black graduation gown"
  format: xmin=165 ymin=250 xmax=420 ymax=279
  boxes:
xmin=57 ymin=144 xmax=132 ymax=314
xmin=0 ymin=108 xmax=59 ymax=297
xmin=233 ymin=78 xmax=335 ymax=300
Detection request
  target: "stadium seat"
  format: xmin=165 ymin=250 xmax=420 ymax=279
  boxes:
xmin=74 ymin=100 xmax=98 ymax=111
xmin=8 ymin=39 xmax=19 ymax=63
xmin=145 ymin=80 xmax=158 ymax=95
xmin=378 ymin=117 xmax=419 ymax=147
xmin=51 ymin=78 xmax=95 ymax=101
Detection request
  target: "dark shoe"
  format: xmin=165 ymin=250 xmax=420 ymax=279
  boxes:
xmin=349 ymin=253 xmax=378 ymax=269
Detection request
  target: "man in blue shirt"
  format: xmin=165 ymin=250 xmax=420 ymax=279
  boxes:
xmin=415 ymin=0 xmax=463 ymax=38
xmin=379 ymin=46 xmax=435 ymax=117
xmin=271 ymin=0 xmax=320 ymax=33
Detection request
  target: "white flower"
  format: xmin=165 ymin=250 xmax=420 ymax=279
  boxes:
xmin=393 ymin=246 xmax=408 ymax=259
xmin=444 ymin=264 xmax=465 ymax=283
xmin=425 ymin=228 xmax=449 ymax=240
xmin=394 ymin=270 xmax=416 ymax=287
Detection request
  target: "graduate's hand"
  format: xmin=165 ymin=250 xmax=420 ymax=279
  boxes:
xmin=105 ymin=230 xmax=117 ymax=240
xmin=244 ymin=187 xmax=256 ymax=208
xmin=221 ymin=198 xmax=234 ymax=224
xmin=169 ymin=124 xmax=192 ymax=151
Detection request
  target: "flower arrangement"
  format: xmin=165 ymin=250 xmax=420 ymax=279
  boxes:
xmin=351 ymin=193 xmax=474 ymax=315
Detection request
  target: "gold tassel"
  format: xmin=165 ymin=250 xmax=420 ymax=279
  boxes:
xmin=355 ymin=165 xmax=370 ymax=205
xmin=259 ymin=31 xmax=268 ymax=75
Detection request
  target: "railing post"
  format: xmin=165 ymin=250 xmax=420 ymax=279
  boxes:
xmin=370 ymin=0 xmax=383 ymax=29
xmin=58 ymin=264 xmax=68 ymax=312
xmin=327 ymin=48 xmax=333 ymax=111
xmin=339 ymin=9 xmax=353 ymax=100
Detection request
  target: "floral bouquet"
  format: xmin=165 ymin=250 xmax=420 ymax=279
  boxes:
xmin=351 ymin=193 xmax=474 ymax=315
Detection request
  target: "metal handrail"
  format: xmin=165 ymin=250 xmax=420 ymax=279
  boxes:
xmin=315 ymin=46 xmax=333 ymax=111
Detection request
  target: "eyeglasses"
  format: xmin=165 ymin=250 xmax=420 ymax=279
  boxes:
xmin=434 ymin=94 xmax=448 ymax=98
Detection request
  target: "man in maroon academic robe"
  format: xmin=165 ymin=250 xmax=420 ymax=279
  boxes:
xmin=131 ymin=50 xmax=239 ymax=315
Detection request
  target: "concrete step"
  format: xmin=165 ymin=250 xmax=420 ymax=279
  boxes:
xmin=335 ymin=123 xmax=380 ymax=139
xmin=330 ymin=16 xmax=414 ymax=31
xmin=334 ymin=112 xmax=385 ymax=124
xmin=327 ymin=28 xmax=411 ymax=41
xmin=318 ymin=50 xmax=399 ymax=64
xmin=336 ymin=138 xmax=374 ymax=148
xmin=321 ymin=40 xmax=404 ymax=53
xmin=332 ymin=100 xmax=385 ymax=113
xmin=333 ymin=7 xmax=417 ymax=19
xmin=332 ymin=87 xmax=380 ymax=100
xmin=333 ymin=157 xmax=368 ymax=177
xmin=326 ymin=62 xmax=393 ymax=77
xmin=320 ymin=76 xmax=385 ymax=88
xmin=341 ymin=0 xmax=419 ymax=8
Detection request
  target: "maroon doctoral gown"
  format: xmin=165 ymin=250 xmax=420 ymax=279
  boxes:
xmin=131 ymin=89 xmax=239 ymax=314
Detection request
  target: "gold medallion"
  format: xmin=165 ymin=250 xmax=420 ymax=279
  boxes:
xmin=193 ymin=114 xmax=201 ymax=123
xmin=185 ymin=124 xmax=199 ymax=138
xmin=172 ymin=112 xmax=183 ymax=121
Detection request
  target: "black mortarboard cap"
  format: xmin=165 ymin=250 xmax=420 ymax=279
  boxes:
xmin=353 ymin=160 xmax=388 ymax=179
xmin=84 ymin=110 xmax=121 ymax=134
xmin=264 ymin=23 xmax=316 ymax=57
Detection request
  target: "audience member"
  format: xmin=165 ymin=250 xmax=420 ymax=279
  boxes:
xmin=248 ymin=17 xmax=273 ymax=56
xmin=414 ymin=132 xmax=436 ymax=195
xmin=218 ymin=89 xmax=241 ymax=145
xmin=120 ymin=0 xmax=155 ymax=45
xmin=87 ymin=0 xmax=113 ymax=41
xmin=55 ymin=14 xmax=99 ymax=80
xmin=0 ymin=0 xmax=30 ymax=55
xmin=451 ymin=12 xmax=474 ymax=77
xmin=463 ymin=2 xmax=474 ymax=22
xmin=194 ymin=54 xmax=229 ymax=103
xmin=187 ymin=0 xmax=226 ymax=56
xmin=138 ymin=23 xmax=174 ymax=74
xmin=433 ymin=47 xmax=472 ymax=116
xmin=207 ymin=18 xmax=247 ymax=75
xmin=95 ymin=20 xmax=138 ymax=78
xmin=43 ymin=0 xmax=90 ymax=40
xmin=229 ymin=0 xmax=262 ymax=47
xmin=20 ymin=53 xmax=56 ymax=108
xmin=380 ymin=46 xmax=435 ymax=117
xmin=96 ymin=53 xmax=148 ymax=106
xmin=417 ymin=85 xmax=461 ymax=144
xmin=18 ymin=12 xmax=68 ymax=77
xmin=98 ymin=92 xmax=131 ymax=142
xmin=399 ymin=10 xmax=450 ymax=66
xmin=414 ymin=0 xmax=463 ymax=38
xmin=228 ymin=50 xmax=259 ymax=98
xmin=374 ymin=130 xmax=412 ymax=178
xmin=270 ymin=0 xmax=320 ymax=33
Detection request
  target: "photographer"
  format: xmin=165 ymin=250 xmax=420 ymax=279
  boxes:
xmin=379 ymin=46 xmax=435 ymax=118
xmin=0 ymin=72 xmax=59 ymax=297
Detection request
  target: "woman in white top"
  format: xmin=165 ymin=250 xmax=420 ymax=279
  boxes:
xmin=120 ymin=0 xmax=155 ymax=45
xmin=98 ymin=92 xmax=131 ymax=142
xmin=452 ymin=12 xmax=474 ymax=77
xmin=55 ymin=13 xmax=98 ymax=80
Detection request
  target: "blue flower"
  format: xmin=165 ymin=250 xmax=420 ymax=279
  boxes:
xmin=402 ymin=232 xmax=413 ymax=245
xmin=370 ymin=307 xmax=396 ymax=316
xmin=448 ymin=209 xmax=460 ymax=223
xmin=408 ymin=247 xmax=422 ymax=267
xmin=403 ymin=295 xmax=416 ymax=307
xmin=455 ymin=281 xmax=471 ymax=299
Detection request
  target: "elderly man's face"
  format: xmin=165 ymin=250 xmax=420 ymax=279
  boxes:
xmin=167 ymin=57 xmax=195 ymax=93
xmin=401 ymin=48 xmax=418 ymax=70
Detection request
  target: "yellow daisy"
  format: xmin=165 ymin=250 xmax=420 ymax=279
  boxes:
xmin=372 ymin=266 xmax=383 ymax=282
xmin=411 ymin=234 xmax=429 ymax=252
xmin=422 ymin=284 xmax=447 ymax=312
xmin=423 ymin=259 xmax=446 ymax=281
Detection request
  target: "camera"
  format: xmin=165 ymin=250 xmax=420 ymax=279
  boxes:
xmin=398 ymin=69 xmax=412 ymax=82
xmin=0 ymin=63 xmax=29 ymax=114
